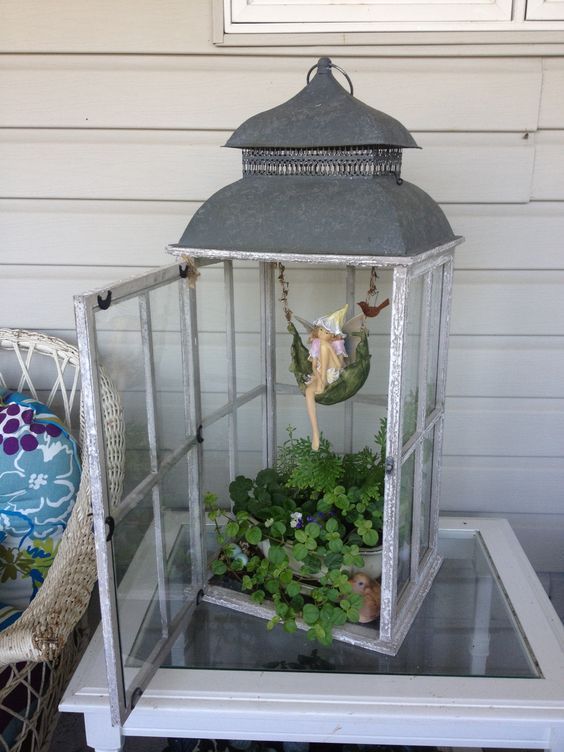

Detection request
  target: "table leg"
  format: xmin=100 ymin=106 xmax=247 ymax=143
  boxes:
xmin=84 ymin=710 xmax=124 ymax=752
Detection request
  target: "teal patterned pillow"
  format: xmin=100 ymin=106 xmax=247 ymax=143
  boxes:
xmin=0 ymin=389 xmax=81 ymax=617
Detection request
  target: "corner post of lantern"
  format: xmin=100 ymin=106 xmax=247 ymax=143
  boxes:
xmin=179 ymin=270 xmax=206 ymax=591
xmin=344 ymin=265 xmax=356 ymax=454
xmin=429 ymin=254 xmax=456 ymax=553
xmin=224 ymin=259 xmax=239 ymax=481
xmin=380 ymin=263 xmax=409 ymax=644
xmin=409 ymin=263 xmax=433 ymax=584
xmin=260 ymin=261 xmax=277 ymax=468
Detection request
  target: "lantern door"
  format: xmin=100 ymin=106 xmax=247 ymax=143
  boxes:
xmin=75 ymin=265 xmax=203 ymax=725
xmin=76 ymin=259 xmax=276 ymax=726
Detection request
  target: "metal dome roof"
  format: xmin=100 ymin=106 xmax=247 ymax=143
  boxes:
xmin=176 ymin=176 xmax=456 ymax=257
xmin=170 ymin=58 xmax=461 ymax=260
xmin=226 ymin=57 xmax=418 ymax=150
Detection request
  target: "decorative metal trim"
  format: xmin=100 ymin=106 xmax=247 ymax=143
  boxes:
xmin=241 ymin=146 xmax=403 ymax=179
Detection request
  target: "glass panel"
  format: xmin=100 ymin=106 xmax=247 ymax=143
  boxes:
xmin=202 ymin=414 xmax=232 ymax=504
xmin=401 ymin=275 xmax=424 ymax=444
xmin=154 ymin=529 xmax=538 ymax=679
xmin=196 ymin=265 xmax=228 ymax=419
xmin=420 ymin=426 xmax=435 ymax=562
xmin=397 ymin=451 xmax=415 ymax=598
xmin=88 ymin=272 xmax=202 ymax=716
xmin=237 ymin=397 xmax=264 ymax=483
xmin=426 ymin=264 xmax=445 ymax=418
xmin=94 ymin=298 xmax=149 ymax=499
xmin=234 ymin=262 xmax=261 ymax=398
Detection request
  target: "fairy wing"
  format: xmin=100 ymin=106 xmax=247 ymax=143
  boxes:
xmin=293 ymin=314 xmax=315 ymax=334
xmin=342 ymin=313 xmax=365 ymax=362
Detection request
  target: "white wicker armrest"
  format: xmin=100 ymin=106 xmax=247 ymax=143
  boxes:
xmin=0 ymin=329 xmax=125 ymax=664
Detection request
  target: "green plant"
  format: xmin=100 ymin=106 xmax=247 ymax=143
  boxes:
xmin=206 ymin=420 xmax=387 ymax=646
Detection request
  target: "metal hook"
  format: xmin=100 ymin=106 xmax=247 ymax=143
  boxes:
xmin=97 ymin=291 xmax=112 ymax=310
xmin=306 ymin=61 xmax=354 ymax=96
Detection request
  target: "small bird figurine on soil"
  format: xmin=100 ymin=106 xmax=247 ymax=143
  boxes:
xmin=348 ymin=572 xmax=382 ymax=623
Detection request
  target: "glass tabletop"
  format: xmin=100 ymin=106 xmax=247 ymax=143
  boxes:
xmin=126 ymin=526 xmax=539 ymax=679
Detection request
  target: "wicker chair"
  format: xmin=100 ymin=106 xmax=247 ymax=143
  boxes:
xmin=0 ymin=329 xmax=125 ymax=752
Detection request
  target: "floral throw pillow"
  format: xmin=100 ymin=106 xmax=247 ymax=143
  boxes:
xmin=0 ymin=389 xmax=81 ymax=618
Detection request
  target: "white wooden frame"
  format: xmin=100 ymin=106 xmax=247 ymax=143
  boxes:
xmin=61 ymin=517 xmax=564 ymax=752
xmin=215 ymin=0 xmax=564 ymax=45
xmin=228 ymin=0 xmax=514 ymax=26
xmin=526 ymin=0 xmax=564 ymax=20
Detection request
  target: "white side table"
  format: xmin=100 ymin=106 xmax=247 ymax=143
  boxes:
xmin=61 ymin=518 xmax=564 ymax=752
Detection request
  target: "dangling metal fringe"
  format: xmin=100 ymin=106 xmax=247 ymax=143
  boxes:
xmin=277 ymin=263 xmax=293 ymax=322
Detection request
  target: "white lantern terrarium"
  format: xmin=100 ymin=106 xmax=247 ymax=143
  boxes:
xmin=76 ymin=58 xmax=463 ymax=726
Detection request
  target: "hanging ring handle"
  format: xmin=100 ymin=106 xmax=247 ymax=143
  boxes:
xmin=306 ymin=61 xmax=354 ymax=96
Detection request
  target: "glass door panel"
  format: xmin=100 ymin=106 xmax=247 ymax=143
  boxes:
xmin=77 ymin=265 xmax=205 ymax=725
xmin=400 ymin=275 xmax=423 ymax=444
xmin=419 ymin=425 xmax=436 ymax=563
xmin=426 ymin=263 xmax=445 ymax=419
xmin=397 ymin=451 xmax=415 ymax=599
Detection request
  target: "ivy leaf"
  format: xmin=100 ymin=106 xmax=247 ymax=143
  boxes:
xmin=346 ymin=606 xmax=360 ymax=623
xmin=279 ymin=569 xmax=293 ymax=586
xmin=362 ymin=529 xmax=379 ymax=547
xmin=267 ymin=545 xmax=288 ymax=566
xmin=229 ymin=475 xmax=254 ymax=505
xmin=325 ymin=517 xmax=338 ymax=533
xmin=332 ymin=608 xmax=348 ymax=626
xmin=285 ymin=581 xmax=301 ymax=598
xmin=291 ymin=543 xmax=308 ymax=561
xmin=283 ymin=619 xmax=298 ymax=634
xmin=305 ymin=523 xmax=321 ymax=539
xmin=251 ymin=590 xmax=266 ymax=604
xmin=211 ymin=560 xmax=227 ymax=576
xmin=302 ymin=603 xmax=320 ymax=625
xmin=245 ymin=526 xmax=262 ymax=546
xmin=271 ymin=521 xmax=286 ymax=538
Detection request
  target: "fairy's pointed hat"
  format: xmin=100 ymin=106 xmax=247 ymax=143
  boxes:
xmin=314 ymin=304 xmax=348 ymax=337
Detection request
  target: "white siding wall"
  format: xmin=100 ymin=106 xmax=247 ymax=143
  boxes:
xmin=1 ymin=0 xmax=563 ymax=573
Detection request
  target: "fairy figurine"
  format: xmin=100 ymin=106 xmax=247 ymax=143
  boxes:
xmin=302 ymin=305 xmax=351 ymax=450
xmin=278 ymin=264 xmax=389 ymax=451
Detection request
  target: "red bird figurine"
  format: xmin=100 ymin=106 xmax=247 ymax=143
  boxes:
xmin=357 ymin=299 xmax=390 ymax=318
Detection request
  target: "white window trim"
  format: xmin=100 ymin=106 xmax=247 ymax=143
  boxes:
xmin=526 ymin=0 xmax=564 ymax=20
xmin=215 ymin=0 xmax=564 ymax=47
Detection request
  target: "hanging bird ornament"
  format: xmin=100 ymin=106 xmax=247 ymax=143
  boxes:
xmin=278 ymin=265 xmax=389 ymax=450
